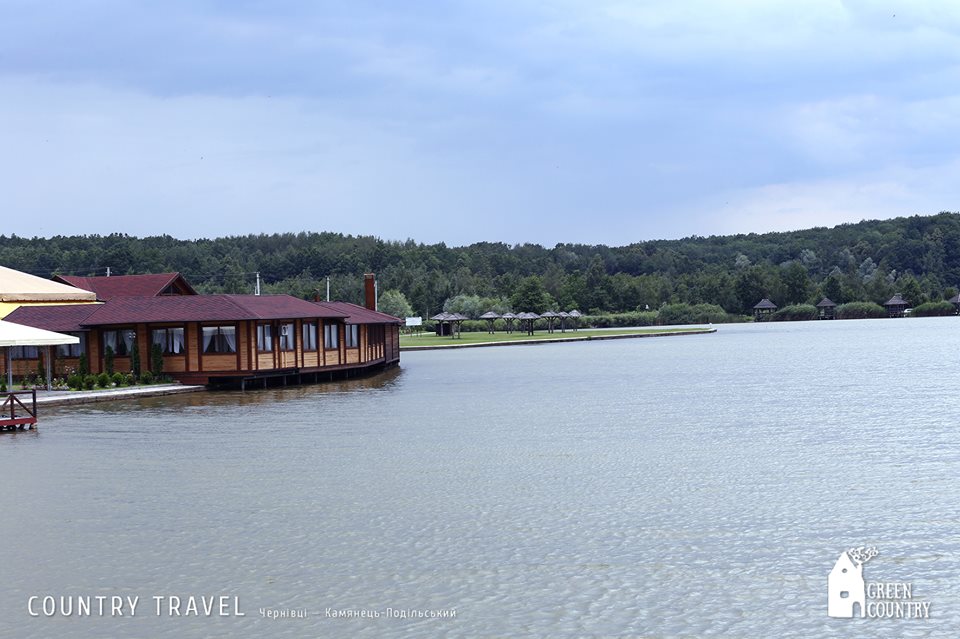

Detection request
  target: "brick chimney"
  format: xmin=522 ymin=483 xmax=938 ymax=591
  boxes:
xmin=364 ymin=273 xmax=376 ymax=310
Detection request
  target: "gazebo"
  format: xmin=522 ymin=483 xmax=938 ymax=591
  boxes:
xmin=430 ymin=312 xmax=468 ymax=338
xmin=949 ymin=292 xmax=960 ymax=314
xmin=479 ymin=311 xmax=500 ymax=334
xmin=1 ymin=319 xmax=79 ymax=390
xmin=884 ymin=294 xmax=908 ymax=318
xmin=540 ymin=310 xmax=559 ymax=333
xmin=516 ymin=312 xmax=540 ymax=336
xmin=568 ymin=309 xmax=582 ymax=331
xmin=816 ymin=297 xmax=837 ymax=319
xmin=500 ymin=312 xmax=517 ymax=334
xmin=557 ymin=311 xmax=569 ymax=332
xmin=752 ymin=298 xmax=777 ymax=321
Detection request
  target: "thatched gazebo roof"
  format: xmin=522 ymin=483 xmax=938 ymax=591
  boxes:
xmin=816 ymin=297 xmax=837 ymax=308
xmin=753 ymin=298 xmax=777 ymax=310
xmin=479 ymin=311 xmax=500 ymax=320
xmin=568 ymin=310 xmax=582 ymax=318
xmin=949 ymin=293 xmax=960 ymax=305
xmin=884 ymin=294 xmax=908 ymax=307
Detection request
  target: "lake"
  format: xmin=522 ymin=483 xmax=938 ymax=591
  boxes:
xmin=1 ymin=318 xmax=958 ymax=638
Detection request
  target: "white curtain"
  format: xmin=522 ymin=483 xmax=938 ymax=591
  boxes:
xmin=122 ymin=330 xmax=136 ymax=355
xmin=222 ymin=327 xmax=236 ymax=352
xmin=103 ymin=330 xmax=117 ymax=353
xmin=172 ymin=328 xmax=184 ymax=354
xmin=202 ymin=327 xmax=215 ymax=352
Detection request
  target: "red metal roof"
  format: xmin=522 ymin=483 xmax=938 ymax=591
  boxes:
xmin=80 ymin=295 xmax=348 ymax=326
xmin=54 ymin=273 xmax=197 ymax=300
xmin=315 ymin=301 xmax=402 ymax=325
xmin=5 ymin=295 xmax=350 ymax=331
xmin=4 ymin=304 xmax=101 ymax=332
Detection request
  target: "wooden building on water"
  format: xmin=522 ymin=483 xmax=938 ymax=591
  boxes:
xmin=0 ymin=273 xmax=401 ymax=388
xmin=816 ymin=297 xmax=837 ymax=319
xmin=884 ymin=294 xmax=909 ymax=318
xmin=752 ymin=298 xmax=777 ymax=321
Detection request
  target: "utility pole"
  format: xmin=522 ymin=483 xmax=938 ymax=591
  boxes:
xmin=255 ymin=272 xmax=261 ymax=296
xmin=326 ymin=276 xmax=330 ymax=302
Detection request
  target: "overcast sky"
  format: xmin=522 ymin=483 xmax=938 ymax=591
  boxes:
xmin=2 ymin=1 xmax=959 ymax=246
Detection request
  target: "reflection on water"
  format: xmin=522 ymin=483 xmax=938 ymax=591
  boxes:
xmin=0 ymin=318 xmax=958 ymax=638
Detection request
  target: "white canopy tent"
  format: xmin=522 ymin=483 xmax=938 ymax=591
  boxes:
xmin=0 ymin=319 xmax=79 ymax=390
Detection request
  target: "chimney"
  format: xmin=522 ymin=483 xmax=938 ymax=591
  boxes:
xmin=364 ymin=273 xmax=376 ymax=310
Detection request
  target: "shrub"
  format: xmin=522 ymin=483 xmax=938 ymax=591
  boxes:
xmin=140 ymin=371 xmax=154 ymax=385
xmin=67 ymin=374 xmax=83 ymax=390
xmin=771 ymin=304 xmax=818 ymax=321
xmin=131 ymin=338 xmax=141 ymax=379
xmin=911 ymin=301 xmax=956 ymax=317
xmin=125 ymin=373 xmax=136 ymax=386
xmin=78 ymin=353 xmax=89 ymax=376
xmin=104 ymin=346 xmax=115 ymax=375
xmin=0 ymin=379 xmax=6 ymax=393
xmin=583 ymin=311 xmax=658 ymax=328
xmin=111 ymin=372 xmax=126 ymax=387
xmin=82 ymin=374 xmax=96 ymax=390
xmin=658 ymin=303 xmax=731 ymax=326
xmin=96 ymin=372 xmax=111 ymax=388
xmin=151 ymin=343 xmax=164 ymax=377
xmin=836 ymin=301 xmax=886 ymax=319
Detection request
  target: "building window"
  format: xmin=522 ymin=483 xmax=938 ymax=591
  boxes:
xmin=345 ymin=324 xmax=359 ymax=348
xmin=257 ymin=324 xmax=273 ymax=352
xmin=202 ymin=326 xmax=237 ymax=354
xmin=11 ymin=346 xmax=39 ymax=359
xmin=103 ymin=329 xmax=135 ymax=356
xmin=302 ymin=322 xmax=317 ymax=351
xmin=278 ymin=322 xmax=295 ymax=351
xmin=323 ymin=323 xmax=339 ymax=349
xmin=152 ymin=327 xmax=185 ymax=355
xmin=56 ymin=333 xmax=86 ymax=358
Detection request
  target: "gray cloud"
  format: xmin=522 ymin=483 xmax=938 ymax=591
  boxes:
xmin=2 ymin=1 xmax=959 ymax=245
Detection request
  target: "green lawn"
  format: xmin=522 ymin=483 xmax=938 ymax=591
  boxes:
xmin=400 ymin=326 xmax=710 ymax=348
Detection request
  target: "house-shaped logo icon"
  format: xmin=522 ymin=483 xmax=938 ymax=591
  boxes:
xmin=828 ymin=551 xmax=865 ymax=618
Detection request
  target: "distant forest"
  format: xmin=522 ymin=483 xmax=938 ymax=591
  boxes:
xmin=3 ymin=212 xmax=960 ymax=318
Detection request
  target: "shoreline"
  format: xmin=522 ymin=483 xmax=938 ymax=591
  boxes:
xmin=31 ymin=384 xmax=206 ymax=407
xmin=401 ymin=327 xmax=717 ymax=351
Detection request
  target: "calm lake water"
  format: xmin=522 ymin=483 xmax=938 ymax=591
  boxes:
xmin=1 ymin=318 xmax=958 ymax=638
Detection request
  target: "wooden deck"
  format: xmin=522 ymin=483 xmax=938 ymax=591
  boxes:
xmin=1 ymin=390 xmax=38 ymax=431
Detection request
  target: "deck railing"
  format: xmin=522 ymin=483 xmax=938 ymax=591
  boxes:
xmin=1 ymin=390 xmax=38 ymax=430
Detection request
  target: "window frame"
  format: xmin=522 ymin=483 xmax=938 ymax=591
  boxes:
xmin=345 ymin=324 xmax=359 ymax=348
xmin=301 ymin=322 xmax=318 ymax=351
xmin=151 ymin=327 xmax=186 ymax=355
xmin=323 ymin=323 xmax=339 ymax=350
xmin=256 ymin=324 xmax=273 ymax=353
xmin=201 ymin=325 xmax=237 ymax=354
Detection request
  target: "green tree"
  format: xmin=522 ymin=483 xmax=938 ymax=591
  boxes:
xmin=781 ymin=262 xmax=811 ymax=305
xmin=897 ymin=275 xmax=926 ymax=308
xmin=378 ymin=289 xmax=414 ymax=319
xmin=511 ymin=276 xmax=554 ymax=313
xmin=822 ymin=274 xmax=843 ymax=302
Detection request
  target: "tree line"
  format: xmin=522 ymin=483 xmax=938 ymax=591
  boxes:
xmin=2 ymin=212 xmax=960 ymax=319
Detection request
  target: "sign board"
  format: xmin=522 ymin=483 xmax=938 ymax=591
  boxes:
xmin=405 ymin=317 xmax=423 ymax=327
